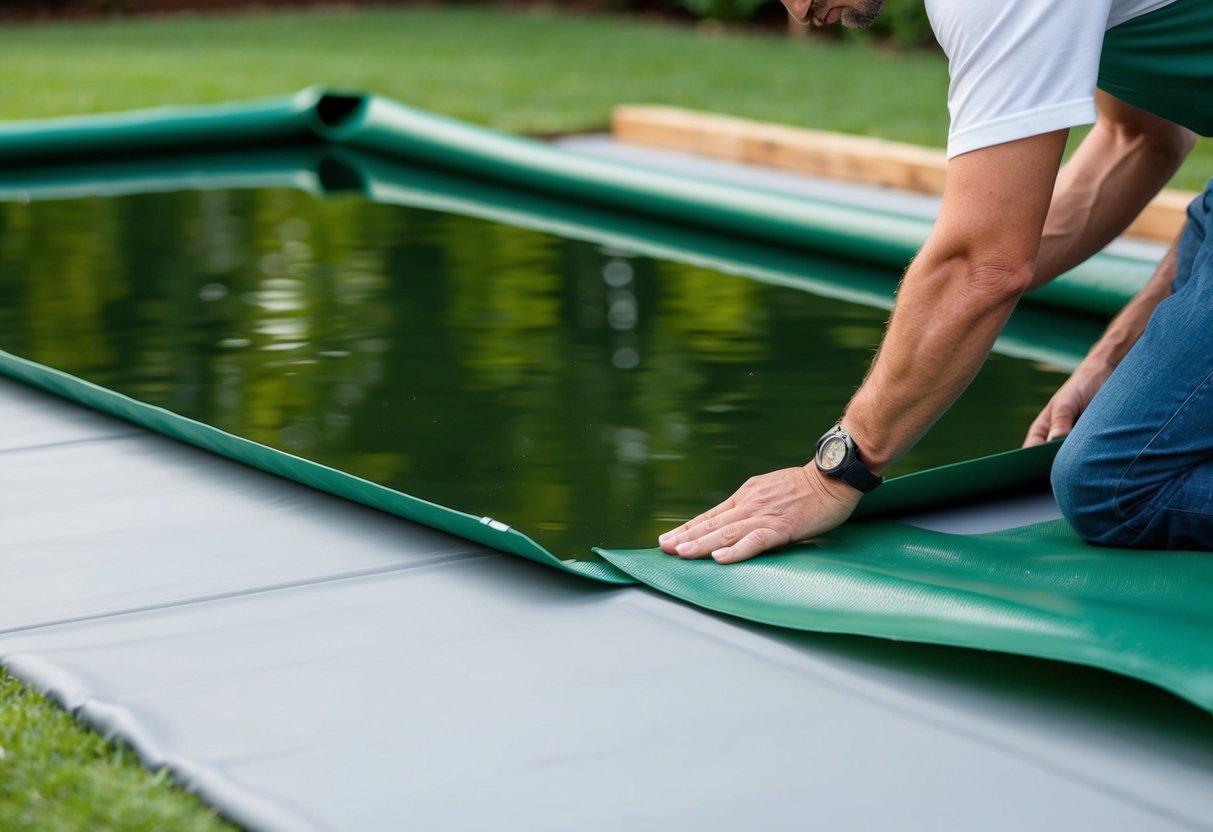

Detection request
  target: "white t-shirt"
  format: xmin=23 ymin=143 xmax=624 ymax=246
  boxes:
xmin=926 ymin=0 xmax=1182 ymax=158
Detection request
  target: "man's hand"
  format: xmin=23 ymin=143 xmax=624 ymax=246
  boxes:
xmin=1026 ymin=214 xmax=1185 ymax=448
xmin=1023 ymin=359 xmax=1115 ymax=446
xmin=658 ymin=465 xmax=861 ymax=564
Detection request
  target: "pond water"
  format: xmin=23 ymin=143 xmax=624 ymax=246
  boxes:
xmin=0 ymin=187 xmax=1070 ymax=555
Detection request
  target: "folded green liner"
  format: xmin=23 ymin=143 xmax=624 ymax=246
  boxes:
xmin=597 ymin=520 xmax=1213 ymax=715
xmin=3 ymin=92 xmax=1209 ymax=714
xmin=0 ymin=89 xmax=1159 ymax=317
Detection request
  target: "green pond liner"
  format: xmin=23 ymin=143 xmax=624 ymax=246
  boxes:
xmin=596 ymin=520 xmax=1213 ymax=715
xmin=0 ymin=89 xmax=1159 ymax=318
xmin=852 ymin=441 xmax=1062 ymax=520
xmin=2 ymin=94 xmax=1209 ymax=713
xmin=0 ymin=88 xmax=331 ymax=164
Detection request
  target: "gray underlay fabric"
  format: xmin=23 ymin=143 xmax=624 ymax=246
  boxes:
xmin=3 ymin=377 xmax=1213 ymax=832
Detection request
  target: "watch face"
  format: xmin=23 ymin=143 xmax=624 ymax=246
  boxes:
xmin=819 ymin=435 xmax=848 ymax=471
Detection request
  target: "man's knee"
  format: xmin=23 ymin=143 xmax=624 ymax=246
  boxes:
xmin=1051 ymin=435 xmax=1142 ymax=548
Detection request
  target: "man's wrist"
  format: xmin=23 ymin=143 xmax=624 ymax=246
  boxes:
xmin=813 ymin=423 xmax=884 ymax=493
xmin=832 ymin=411 xmax=895 ymax=476
xmin=802 ymin=460 xmax=865 ymax=506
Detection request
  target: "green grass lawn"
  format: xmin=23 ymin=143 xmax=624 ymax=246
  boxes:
xmin=0 ymin=5 xmax=1207 ymax=188
xmin=0 ymin=5 xmax=1208 ymax=828
xmin=1 ymin=6 xmax=950 ymax=137
xmin=0 ymin=668 xmax=236 ymax=831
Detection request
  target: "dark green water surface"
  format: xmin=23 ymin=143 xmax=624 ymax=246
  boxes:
xmin=0 ymin=187 xmax=1070 ymax=555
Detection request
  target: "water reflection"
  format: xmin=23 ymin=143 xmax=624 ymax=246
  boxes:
xmin=0 ymin=189 xmax=1067 ymax=555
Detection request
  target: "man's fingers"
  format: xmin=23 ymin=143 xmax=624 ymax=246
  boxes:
xmin=663 ymin=507 xmax=755 ymax=558
xmin=711 ymin=527 xmax=789 ymax=565
xmin=1045 ymin=403 xmax=1077 ymax=442
xmin=1023 ymin=405 xmax=1053 ymax=447
xmin=658 ymin=496 xmax=737 ymax=552
xmin=657 ymin=465 xmax=861 ymax=565
xmin=1024 ymin=397 xmax=1080 ymax=447
xmin=658 ymin=501 xmax=738 ymax=552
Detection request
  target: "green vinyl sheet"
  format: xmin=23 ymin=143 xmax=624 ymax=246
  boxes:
xmin=596 ymin=519 xmax=1213 ymax=713
xmin=0 ymin=88 xmax=337 ymax=165
xmin=0 ymin=90 xmax=1160 ymax=317
xmin=854 ymin=441 xmax=1062 ymax=520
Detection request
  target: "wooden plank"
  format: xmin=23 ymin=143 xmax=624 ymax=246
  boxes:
xmin=611 ymin=105 xmax=1194 ymax=244
xmin=1125 ymin=190 xmax=1194 ymax=244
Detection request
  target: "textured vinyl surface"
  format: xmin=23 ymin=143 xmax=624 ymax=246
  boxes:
xmin=598 ymin=518 xmax=1213 ymax=712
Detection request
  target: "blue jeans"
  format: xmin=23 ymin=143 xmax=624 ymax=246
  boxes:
xmin=1052 ymin=180 xmax=1213 ymax=551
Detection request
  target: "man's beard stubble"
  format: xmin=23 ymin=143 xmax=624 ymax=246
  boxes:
xmin=808 ymin=0 xmax=886 ymax=28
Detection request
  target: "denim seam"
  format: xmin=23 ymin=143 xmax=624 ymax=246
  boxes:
xmin=1164 ymin=506 xmax=1213 ymax=517
xmin=1113 ymin=367 xmax=1213 ymax=532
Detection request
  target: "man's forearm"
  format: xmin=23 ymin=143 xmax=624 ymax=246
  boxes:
xmin=840 ymin=100 xmax=1192 ymax=473
xmin=1083 ymin=228 xmax=1181 ymax=371
xmin=835 ymin=131 xmax=1068 ymax=474
xmin=844 ymin=225 xmax=1179 ymax=473
xmin=658 ymin=131 xmax=1071 ymax=563
xmin=842 ymin=247 xmax=1027 ymax=473
xmin=1033 ymin=92 xmax=1195 ymax=288
xmin=1023 ymin=225 xmax=1184 ymax=446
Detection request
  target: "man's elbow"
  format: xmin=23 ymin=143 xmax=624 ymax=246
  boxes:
xmin=958 ymin=259 xmax=1035 ymax=305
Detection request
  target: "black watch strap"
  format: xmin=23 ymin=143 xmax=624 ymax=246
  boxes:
xmin=838 ymin=459 xmax=882 ymax=493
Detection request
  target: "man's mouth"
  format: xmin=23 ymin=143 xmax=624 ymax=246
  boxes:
xmin=815 ymin=6 xmax=841 ymax=25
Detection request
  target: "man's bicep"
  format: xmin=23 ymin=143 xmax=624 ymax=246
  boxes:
xmin=1095 ymin=90 xmax=1196 ymax=152
xmin=931 ymin=0 xmax=1105 ymax=158
xmin=1030 ymin=98 xmax=1193 ymax=286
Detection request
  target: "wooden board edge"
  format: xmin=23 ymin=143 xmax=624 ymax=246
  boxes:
xmin=611 ymin=105 xmax=1194 ymax=245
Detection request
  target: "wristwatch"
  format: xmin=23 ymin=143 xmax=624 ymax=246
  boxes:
xmin=814 ymin=424 xmax=882 ymax=493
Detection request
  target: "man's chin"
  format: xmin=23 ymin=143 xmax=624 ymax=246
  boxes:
xmin=839 ymin=0 xmax=886 ymax=29
xmin=840 ymin=14 xmax=877 ymax=29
